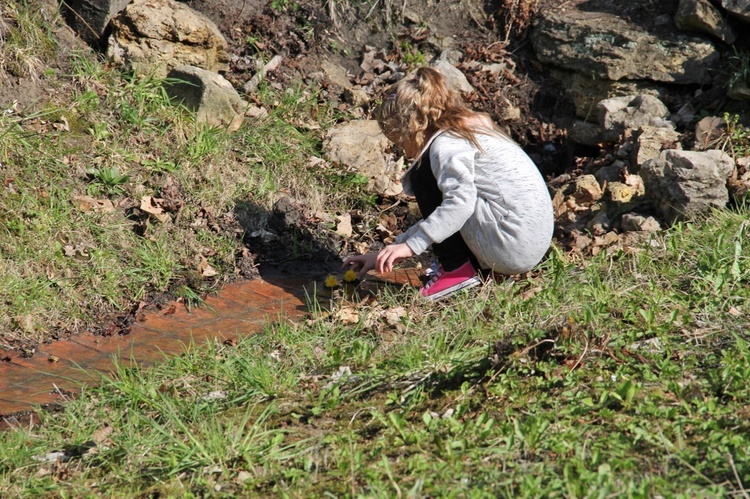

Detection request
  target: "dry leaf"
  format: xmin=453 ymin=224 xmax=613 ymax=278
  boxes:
xmin=245 ymin=105 xmax=269 ymax=119
xmin=353 ymin=241 xmax=370 ymax=254
xmin=571 ymin=232 xmax=593 ymax=251
xmin=140 ymin=196 xmax=170 ymax=223
xmin=91 ymin=425 xmax=113 ymax=444
xmin=335 ymin=306 xmax=360 ymax=324
xmin=379 ymin=212 xmax=398 ymax=231
xmin=521 ymin=286 xmax=543 ymax=300
xmin=552 ymin=190 xmax=566 ymax=217
xmin=73 ymin=195 xmax=116 ymax=213
xmin=375 ymin=224 xmax=393 ymax=239
xmin=14 ymin=314 xmax=34 ymax=333
xmin=53 ymin=116 xmax=70 ymax=131
xmin=384 ymin=306 xmax=406 ymax=326
xmin=203 ymin=390 xmax=227 ymax=401
xmin=197 ymin=256 xmax=218 ymax=277
xmin=336 ymin=213 xmax=353 ymax=237
xmin=62 ymin=243 xmax=91 ymax=258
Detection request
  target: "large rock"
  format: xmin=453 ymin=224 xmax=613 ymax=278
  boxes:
xmin=63 ymin=0 xmax=131 ymax=47
xmin=568 ymin=120 xmax=603 ymax=146
xmin=322 ymin=120 xmax=402 ymax=195
xmin=573 ymin=174 xmax=603 ymax=204
xmin=597 ymin=95 xmax=671 ymax=143
xmin=721 ymin=0 xmax=750 ymax=22
xmin=431 ymin=60 xmax=475 ymax=94
xmin=640 ymin=149 xmax=735 ymax=223
xmin=675 ymin=0 xmax=736 ymax=44
xmin=107 ymin=0 xmax=229 ymax=78
xmin=531 ymin=9 xmax=720 ymax=85
xmin=323 ymin=120 xmax=389 ymax=177
xmin=166 ymin=65 xmax=246 ymax=132
xmin=551 ymin=69 xmax=661 ymax=119
xmin=631 ymin=125 xmax=682 ymax=170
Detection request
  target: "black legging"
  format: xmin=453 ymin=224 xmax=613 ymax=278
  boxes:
xmin=409 ymin=150 xmax=480 ymax=272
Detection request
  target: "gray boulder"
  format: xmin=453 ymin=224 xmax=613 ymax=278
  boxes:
xmin=640 ymin=149 xmax=735 ymax=224
xmin=431 ymin=60 xmax=474 ymax=94
xmin=166 ymin=65 xmax=246 ymax=132
xmin=322 ymin=120 xmax=402 ymax=195
xmin=631 ymin=125 xmax=682 ymax=171
xmin=552 ymin=69 xmax=662 ymax=119
xmin=620 ymin=213 xmax=662 ymax=232
xmin=675 ymin=0 xmax=736 ymax=44
xmin=721 ymin=0 xmax=750 ymax=22
xmin=598 ymin=95 xmax=671 ymax=143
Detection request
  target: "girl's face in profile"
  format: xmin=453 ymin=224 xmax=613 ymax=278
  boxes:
xmin=386 ymin=132 xmax=421 ymax=159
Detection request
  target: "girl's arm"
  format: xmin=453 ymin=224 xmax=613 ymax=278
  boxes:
xmin=376 ymin=243 xmax=414 ymax=273
xmin=401 ymin=135 xmax=478 ymax=256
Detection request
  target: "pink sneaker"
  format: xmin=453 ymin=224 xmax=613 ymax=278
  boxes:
xmin=419 ymin=261 xmax=482 ymax=301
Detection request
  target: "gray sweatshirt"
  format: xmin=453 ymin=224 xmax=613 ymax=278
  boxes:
xmin=395 ymin=130 xmax=554 ymax=274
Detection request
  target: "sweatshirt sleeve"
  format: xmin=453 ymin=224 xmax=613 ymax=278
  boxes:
xmin=399 ymin=136 xmax=478 ymax=255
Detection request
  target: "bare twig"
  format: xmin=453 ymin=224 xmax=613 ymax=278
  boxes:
xmin=516 ymin=338 xmax=556 ymax=357
xmin=728 ymin=453 xmax=750 ymax=499
xmin=60 ymin=1 xmax=100 ymax=41
xmin=237 ymin=0 xmax=248 ymax=23
xmin=569 ymin=332 xmax=589 ymax=371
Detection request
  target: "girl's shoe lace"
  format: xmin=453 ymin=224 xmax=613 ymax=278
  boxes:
xmin=423 ymin=259 xmax=442 ymax=289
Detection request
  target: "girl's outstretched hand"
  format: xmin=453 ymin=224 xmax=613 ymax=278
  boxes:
xmin=376 ymin=243 xmax=414 ymax=274
xmin=343 ymin=253 xmax=377 ymax=279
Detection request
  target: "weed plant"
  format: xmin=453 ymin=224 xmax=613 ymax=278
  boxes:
xmin=1 ymin=207 xmax=748 ymax=497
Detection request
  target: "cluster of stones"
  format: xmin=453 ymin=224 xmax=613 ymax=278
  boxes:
xmin=527 ymin=0 xmax=750 ymax=243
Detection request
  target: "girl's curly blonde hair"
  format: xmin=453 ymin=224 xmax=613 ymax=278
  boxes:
xmin=376 ymin=67 xmax=507 ymax=152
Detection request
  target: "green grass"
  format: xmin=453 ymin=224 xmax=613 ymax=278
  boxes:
xmin=0 ymin=0 xmax=58 ymax=78
xmin=1 ymin=206 xmax=748 ymax=497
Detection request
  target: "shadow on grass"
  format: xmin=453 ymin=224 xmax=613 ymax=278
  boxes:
xmin=234 ymin=195 xmax=344 ymax=282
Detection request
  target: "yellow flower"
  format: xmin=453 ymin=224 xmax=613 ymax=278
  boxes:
xmin=343 ymin=269 xmax=358 ymax=283
xmin=324 ymin=274 xmax=340 ymax=288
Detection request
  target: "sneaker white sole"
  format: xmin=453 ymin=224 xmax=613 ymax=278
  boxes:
xmin=421 ymin=276 xmax=482 ymax=301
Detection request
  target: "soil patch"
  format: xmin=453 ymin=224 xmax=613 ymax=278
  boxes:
xmin=0 ymin=2 xmax=87 ymax=110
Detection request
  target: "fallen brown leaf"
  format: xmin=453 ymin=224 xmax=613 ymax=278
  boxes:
xmin=336 ymin=213 xmax=353 ymax=237
xmin=91 ymin=425 xmax=113 ymax=444
xmin=72 ymin=195 xmax=116 ymax=213
xmin=335 ymin=306 xmax=360 ymax=325
xmin=197 ymin=255 xmax=218 ymax=277
xmin=140 ymin=195 xmax=170 ymax=223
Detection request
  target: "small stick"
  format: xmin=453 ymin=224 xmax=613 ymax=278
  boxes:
xmin=728 ymin=453 xmax=750 ymax=499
